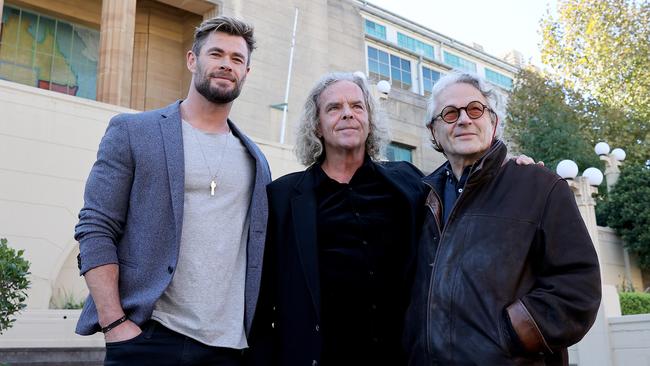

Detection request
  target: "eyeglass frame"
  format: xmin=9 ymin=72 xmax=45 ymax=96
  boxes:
xmin=429 ymin=100 xmax=495 ymax=125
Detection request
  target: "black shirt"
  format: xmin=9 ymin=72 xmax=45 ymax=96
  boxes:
xmin=442 ymin=163 xmax=471 ymax=225
xmin=314 ymin=157 xmax=410 ymax=365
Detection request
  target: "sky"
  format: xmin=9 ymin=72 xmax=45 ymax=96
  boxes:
xmin=369 ymin=0 xmax=558 ymax=66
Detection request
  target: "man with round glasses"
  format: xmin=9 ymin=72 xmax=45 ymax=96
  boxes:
xmin=404 ymin=72 xmax=601 ymax=365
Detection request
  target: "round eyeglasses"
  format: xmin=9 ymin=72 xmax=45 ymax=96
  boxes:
xmin=431 ymin=101 xmax=493 ymax=124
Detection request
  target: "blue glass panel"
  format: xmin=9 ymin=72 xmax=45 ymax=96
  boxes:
xmin=368 ymin=46 xmax=377 ymax=60
xmin=379 ymin=64 xmax=390 ymax=77
xmin=378 ymin=49 xmax=389 ymax=63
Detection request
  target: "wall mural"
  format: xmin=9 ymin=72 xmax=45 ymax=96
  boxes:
xmin=0 ymin=5 xmax=99 ymax=100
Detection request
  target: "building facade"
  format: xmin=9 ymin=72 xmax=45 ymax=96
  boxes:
xmin=0 ymin=0 xmax=521 ymax=312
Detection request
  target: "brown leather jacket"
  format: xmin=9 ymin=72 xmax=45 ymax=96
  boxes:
xmin=405 ymin=141 xmax=601 ymax=365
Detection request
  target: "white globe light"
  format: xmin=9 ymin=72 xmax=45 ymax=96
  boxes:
xmin=353 ymin=71 xmax=367 ymax=80
xmin=582 ymin=167 xmax=604 ymax=186
xmin=611 ymin=148 xmax=626 ymax=161
xmin=376 ymin=80 xmax=391 ymax=94
xmin=594 ymin=142 xmax=610 ymax=156
xmin=556 ymin=160 xmax=579 ymax=179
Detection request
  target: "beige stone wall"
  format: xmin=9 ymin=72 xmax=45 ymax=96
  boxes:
xmin=379 ymin=87 xmax=446 ymax=173
xmin=219 ymin=0 xmax=365 ymax=145
xmin=0 ymin=80 xmax=133 ymax=309
xmin=598 ymin=226 xmax=645 ymax=291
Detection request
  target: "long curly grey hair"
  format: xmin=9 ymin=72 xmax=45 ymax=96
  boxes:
xmin=294 ymin=72 xmax=390 ymax=166
xmin=425 ymin=72 xmax=507 ymax=153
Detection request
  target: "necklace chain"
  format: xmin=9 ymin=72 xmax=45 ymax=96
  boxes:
xmin=187 ymin=122 xmax=231 ymax=196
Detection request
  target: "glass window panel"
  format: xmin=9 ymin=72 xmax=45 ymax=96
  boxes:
xmin=379 ymin=63 xmax=390 ymax=77
xmin=369 ymin=61 xmax=379 ymax=74
xmin=16 ymin=11 xmax=37 ymax=52
xmin=390 ymin=55 xmax=400 ymax=67
xmin=55 ymin=21 xmax=73 ymax=58
xmin=402 ymin=73 xmax=411 ymax=85
xmin=35 ymin=16 xmax=55 ymax=54
xmin=401 ymin=58 xmax=410 ymax=70
xmin=378 ymin=50 xmax=389 ymax=64
xmin=368 ymin=46 xmax=377 ymax=60
xmin=391 ymin=66 xmax=401 ymax=81
xmin=1 ymin=7 xmax=22 ymax=46
xmin=386 ymin=143 xmax=413 ymax=163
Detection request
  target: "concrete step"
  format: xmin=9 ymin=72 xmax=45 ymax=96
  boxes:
xmin=0 ymin=347 xmax=104 ymax=366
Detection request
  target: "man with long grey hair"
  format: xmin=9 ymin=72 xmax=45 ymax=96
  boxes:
xmin=404 ymin=72 xmax=601 ymax=365
xmin=251 ymin=72 xmax=427 ymax=365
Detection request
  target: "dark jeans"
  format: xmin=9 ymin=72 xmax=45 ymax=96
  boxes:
xmin=104 ymin=320 xmax=244 ymax=366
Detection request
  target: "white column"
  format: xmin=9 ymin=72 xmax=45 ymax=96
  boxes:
xmin=569 ymin=176 xmax=616 ymax=366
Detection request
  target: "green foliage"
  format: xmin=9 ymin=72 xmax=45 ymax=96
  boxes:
xmin=541 ymin=0 xmax=650 ymax=166
xmin=506 ymin=68 xmax=602 ymax=172
xmin=0 ymin=238 xmax=31 ymax=334
xmin=50 ymin=289 xmax=85 ymax=310
xmin=619 ymin=292 xmax=650 ymax=315
xmin=599 ymin=164 xmax=650 ymax=269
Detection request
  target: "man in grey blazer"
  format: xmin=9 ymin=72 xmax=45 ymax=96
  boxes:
xmin=74 ymin=16 xmax=270 ymax=366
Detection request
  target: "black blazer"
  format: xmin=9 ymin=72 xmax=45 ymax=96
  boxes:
xmin=249 ymin=160 xmax=427 ymax=366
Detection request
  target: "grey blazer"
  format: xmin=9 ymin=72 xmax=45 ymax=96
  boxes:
xmin=74 ymin=101 xmax=271 ymax=336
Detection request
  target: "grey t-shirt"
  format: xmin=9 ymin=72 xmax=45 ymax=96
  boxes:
xmin=152 ymin=120 xmax=254 ymax=348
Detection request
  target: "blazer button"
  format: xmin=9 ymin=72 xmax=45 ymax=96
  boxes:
xmin=315 ymin=324 xmax=320 ymax=332
xmin=312 ymin=360 xmax=318 ymax=366
xmin=167 ymin=266 xmax=174 ymax=274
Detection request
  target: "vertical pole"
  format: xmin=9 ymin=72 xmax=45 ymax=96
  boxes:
xmin=0 ymin=0 xmax=5 ymax=37
xmin=279 ymin=8 xmax=298 ymax=144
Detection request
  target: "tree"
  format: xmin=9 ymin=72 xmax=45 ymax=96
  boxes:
xmin=599 ymin=164 xmax=650 ymax=269
xmin=506 ymin=68 xmax=602 ymax=172
xmin=0 ymin=238 xmax=30 ymax=334
xmin=541 ymin=0 xmax=650 ymax=165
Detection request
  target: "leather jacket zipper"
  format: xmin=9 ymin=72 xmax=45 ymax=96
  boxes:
xmin=422 ymin=173 xmax=472 ymax=356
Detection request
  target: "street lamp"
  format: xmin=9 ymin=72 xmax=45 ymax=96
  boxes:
xmin=594 ymin=141 xmax=632 ymax=291
xmin=595 ymin=142 xmax=626 ymax=192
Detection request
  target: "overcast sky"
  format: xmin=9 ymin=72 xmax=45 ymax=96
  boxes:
xmin=368 ymin=0 xmax=558 ymax=66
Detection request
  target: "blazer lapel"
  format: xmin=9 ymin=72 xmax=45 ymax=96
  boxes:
xmin=290 ymin=169 xmax=321 ymax=319
xmin=158 ymin=101 xmax=184 ymax=243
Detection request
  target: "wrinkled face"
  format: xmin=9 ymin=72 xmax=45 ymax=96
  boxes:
xmin=316 ymin=80 xmax=370 ymax=156
xmin=189 ymin=31 xmax=250 ymax=104
xmin=430 ymin=82 xmax=496 ymax=164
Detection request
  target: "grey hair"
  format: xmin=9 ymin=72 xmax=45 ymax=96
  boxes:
xmin=425 ymin=71 xmax=507 ymax=152
xmin=294 ymin=72 xmax=390 ymax=166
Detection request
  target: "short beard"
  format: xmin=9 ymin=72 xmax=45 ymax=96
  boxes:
xmin=194 ymin=75 xmax=243 ymax=104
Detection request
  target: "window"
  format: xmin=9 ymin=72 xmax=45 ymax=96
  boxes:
xmin=386 ymin=142 xmax=413 ymax=163
xmin=443 ymin=51 xmax=476 ymax=73
xmin=422 ymin=67 xmax=441 ymax=95
xmin=364 ymin=19 xmax=386 ymax=40
xmin=485 ymin=68 xmax=513 ymax=90
xmin=0 ymin=5 xmax=99 ymax=100
xmin=368 ymin=46 xmax=412 ymax=91
xmin=397 ymin=33 xmax=434 ymax=59
xmin=368 ymin=46 xmax=390 ymax=81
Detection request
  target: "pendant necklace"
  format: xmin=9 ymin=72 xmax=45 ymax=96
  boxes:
xmin=189 ymin=124 xmax=231 ymax=196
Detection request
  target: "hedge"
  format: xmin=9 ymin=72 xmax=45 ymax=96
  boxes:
xmin=619 ymin=292 xmax=650 ymax=315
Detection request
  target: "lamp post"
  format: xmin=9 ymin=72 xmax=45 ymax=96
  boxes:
xmin=595 ymin=142 xmax=633 ymax=291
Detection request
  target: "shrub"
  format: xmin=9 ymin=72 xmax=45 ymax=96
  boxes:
xmin=619 ymin=292 xmax=650 ymax=315
xmin=0 ymin=238 xmax=30 ymax=334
